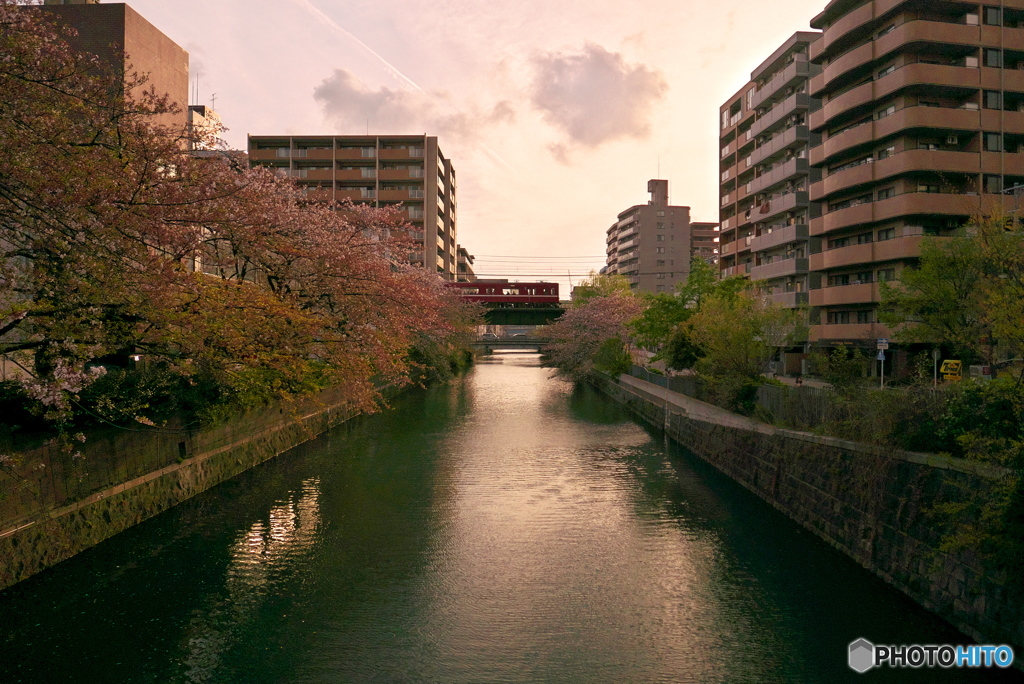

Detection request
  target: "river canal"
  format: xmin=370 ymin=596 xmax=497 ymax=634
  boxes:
xmin=1 ymin=353 xmax=1021 ymax=683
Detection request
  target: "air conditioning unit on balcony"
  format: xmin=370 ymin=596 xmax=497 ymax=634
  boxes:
xmin=946 ymin=135 xmax=958 ymax=145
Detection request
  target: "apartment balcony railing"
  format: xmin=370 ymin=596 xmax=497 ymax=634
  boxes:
xmin=748 ymin=158 xmax=809 ymax=196
xmin=751 ymin=57 xmax=812 ymax=109
xmin=749 ymin=257 xmax=809 ymax=281
xmin=750 ymin=224 xmax=809 ymax=253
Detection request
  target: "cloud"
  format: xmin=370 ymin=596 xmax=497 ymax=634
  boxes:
xmin=530 ymin=43 xmax=667 ymax=148
xmin=313 ymin=69 xmax=513 ymax=142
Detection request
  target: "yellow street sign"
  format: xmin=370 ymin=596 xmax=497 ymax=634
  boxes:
xmin=940 ymin=360 xmax=962 ymax=380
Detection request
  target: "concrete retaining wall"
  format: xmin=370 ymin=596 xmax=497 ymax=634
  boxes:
xmin=0 ymin=386 xmax=364 ymax=591
xmin=596 ymin=373 xmax=1024 ymax=651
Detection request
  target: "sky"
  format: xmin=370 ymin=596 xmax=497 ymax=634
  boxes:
xmin=125 ymin=0 xmax=826 ymax=294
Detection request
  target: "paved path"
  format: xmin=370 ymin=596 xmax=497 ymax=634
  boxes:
xmin=618 ymin=374 xmax=776 ymax=435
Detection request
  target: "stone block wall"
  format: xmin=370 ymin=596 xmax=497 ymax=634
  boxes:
xmin=596 ymin=375 xmax=1024 ymax=651
xmin=0 ymin=386 xmax=362 ymax=591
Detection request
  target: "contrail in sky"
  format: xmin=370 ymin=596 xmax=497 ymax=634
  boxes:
xmin=289 ymin=0 xmax=422 ymax=93
xmin=289 ymin=0 xmax=514 ymax=172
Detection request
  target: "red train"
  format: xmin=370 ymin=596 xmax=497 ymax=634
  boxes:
xmin=447 ymin=280 xmax=559 ymax=306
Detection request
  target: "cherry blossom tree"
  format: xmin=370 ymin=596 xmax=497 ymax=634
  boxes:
xmin=0 ymin=1 xmax=472 ymax=425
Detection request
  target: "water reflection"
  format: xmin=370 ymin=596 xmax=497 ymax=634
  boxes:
xmin=0 ymin=354 xmax=1020 ymax=683
xmin=180 ymin=479 xmax=322 ymax=683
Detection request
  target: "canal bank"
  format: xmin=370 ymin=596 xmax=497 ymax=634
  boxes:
xmin=0 ymin=384 xmax=374 ymax=591
xmin=593 ymin=371 xmax=1024 ymax=656
xmin=3 ymin=353 xmax=1019 ymax=683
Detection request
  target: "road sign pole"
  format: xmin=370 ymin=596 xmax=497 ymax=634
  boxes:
xmin=880 ymin=356 xmax=884 ymax=390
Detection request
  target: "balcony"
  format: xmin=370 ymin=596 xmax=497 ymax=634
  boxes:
xmin=748 ymin=158 xmax=809 ymax=196
xmin=768 ymin=291 xmax=810 ymax=308
xmin=750 ymin=94 xmax=813 ymax=139
xmin=814 ymin=150 xmax=983 ymax=201
xmin=811 ymin=64 xmax=978 ymax=133
xmin=811 ymin=106 xmax=982 ymax=166
xmin=379 ymin=169 xmax=425 ymax=181
xmin=302 ymin=169 xmax=334 ymax=181
xmin=750 ymin=224 xmax=809 ymax=252
xmin=722 ymin=263 xmax=752 ymax=277
xmin=754 ymin=191 xmax=808 ymax=223
xmin=378 ymin=148 xmax=424 ymax=160
xmin=810 ymin=193 xmax=981 ymax=235
xmin=809 ymin=235 xmax=923 ymax=270
xmin=813 ymin=0 xmax=874 ymax=61
xmin=300 ymin=148 xmax=335 ymax=161
xmin=810 ymin=322 xmax=894 ymax=342
xmin=750 ymin=58 xmax=812 ymax=110
xmin=336 ymin=148 xmax=377 ymax=160
xmin=811 ymin=22 xmax=985 ymax=98
xmin=750 ymin=257 xmax=809 ymax=281
xmin=751 ymin=126 xmax=810 ymax=167
xmin=809 ymin=282 xmax=880 ymax=307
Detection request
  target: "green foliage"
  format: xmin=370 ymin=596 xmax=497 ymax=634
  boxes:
xmin=812 ymin=347 xmax=869 ymax=391
xmin=569 ymin=273 xmax=634 ymax=307
xmin=660 ymin=326 xmax=704 ymax=371
xmin=878 ymin=233 xmax=988 ymax=364
xmin=592 ymin=337 xmax=632 ymax=377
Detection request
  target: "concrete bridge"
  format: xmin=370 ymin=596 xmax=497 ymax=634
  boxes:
xmin=469 ymin=336 xmax=549 ymax=353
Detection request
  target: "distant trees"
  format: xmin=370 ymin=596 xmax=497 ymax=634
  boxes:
xmin=542 ymin=274 xmax=642 ymax=381
xmin=0 ymin=1 xmax=474 ymax=428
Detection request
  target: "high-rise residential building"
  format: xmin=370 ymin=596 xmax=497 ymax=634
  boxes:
xmin=605 ymin=180 xmax=693 ymax=293
xmin=247 ymin=135 xmax=459 ymax=279
xmin=39 ymin=1 xmax=189 ymax=132
xmin=806 ymin=0 xmax=1024 ymax=345
xmin=719 ymin=32 xmax=822 ymax=311
xmin=456 ymin=245 xmax=476 ymax=282
xmin=690 ymin=222 xmax=721 ymax=265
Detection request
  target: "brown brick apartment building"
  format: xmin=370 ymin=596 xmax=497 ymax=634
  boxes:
xmin=807 ymin=0 xmax=1024 ymax=343
xmin=719 ymin=33 xmax=822 ymax=311
xmin=722 ymin=1 xmax=1024 ymax=348
xmin=247 ymin=135 xmax=459 ymax=279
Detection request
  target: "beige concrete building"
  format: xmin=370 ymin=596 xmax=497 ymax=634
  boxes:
xmin=605 ymin=180 xmax=693 ymax=293
xmin=247 ymin=135 xmax=458 ymax=279
xmin=39 ymin=1 xmax=189 ymax=132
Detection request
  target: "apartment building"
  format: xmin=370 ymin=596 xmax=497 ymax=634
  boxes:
xmin=247 ymin=135 xmax=459 ymax=279
xmin=807 ymin=0 xmax=1024 ymax=344
xmin=39 ymin=0 xmax=189 ymax=132
xmin=605 ymin=180 xmax=692 ymax=293
xmin=456 ymin=245 xmax=476 ymax=282
xmin=719 ymin=33 xmax=822 ymax=311
xmin=690 ymin=222 xmax=721 ymax=264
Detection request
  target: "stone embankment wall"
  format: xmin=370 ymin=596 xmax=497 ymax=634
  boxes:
xmin=596 ymin=374 xmax=1024 ymax=651
xmin=0 ymin=387 xmax=363 ymax=591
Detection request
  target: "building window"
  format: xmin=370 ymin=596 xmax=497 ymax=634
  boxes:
xmin=856 ymin=232 xmax=873 ymax=244
xmin=830 ymin=274 xmax=851 ymax=287
xmin=828 ymin=311 xmax=851 ymax=324
xmin=656 ymin=260 xmax=666 ymax=267
xmin=918 ymin=183 xmax=941 ymax=194
xmin=657 ymin=211 xmax=665 ymax=217
xmin=877 ymin=227 xmax=896 ymax=241
xmin=984 ymin=174 xmax=1003 ymax=193
xmin=877 ymin=65 xmax=895 ymax=79
xmin=830 ymin=236 xmax=850 ymax=249
xmin=857 ymin=310 xmax=873 ymax=324
xmin=656 ymin=285 xmax=666 ymax=292
xmin=985 ymin=133 xmax=1003 ymax=152
xmin=656 ymin=234 xmax=666 ymax=242
xmin=656 ymin=273 xmax=667 ymax=279
xmin=656 ymin=247 xmax=666 ymax=254
xmin=657 ymin=222 xmax=665 ymax=229
xmin=877 ymin=145 xmax=895 ymax=160
xmin=877 ymin=187 xmax=894 ymax=201
xmin=985 ymin=91 xmax=1003 ymax=109
xmin=985 ymin=6 xmax=1002 ymax=25
xmin=876 ymin=105 xmax=896 ymax=119
xmin=877 ymin=268 xmax=896 ymax=282
xmin=985 ymin=49 xmax=1003 ymax=68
